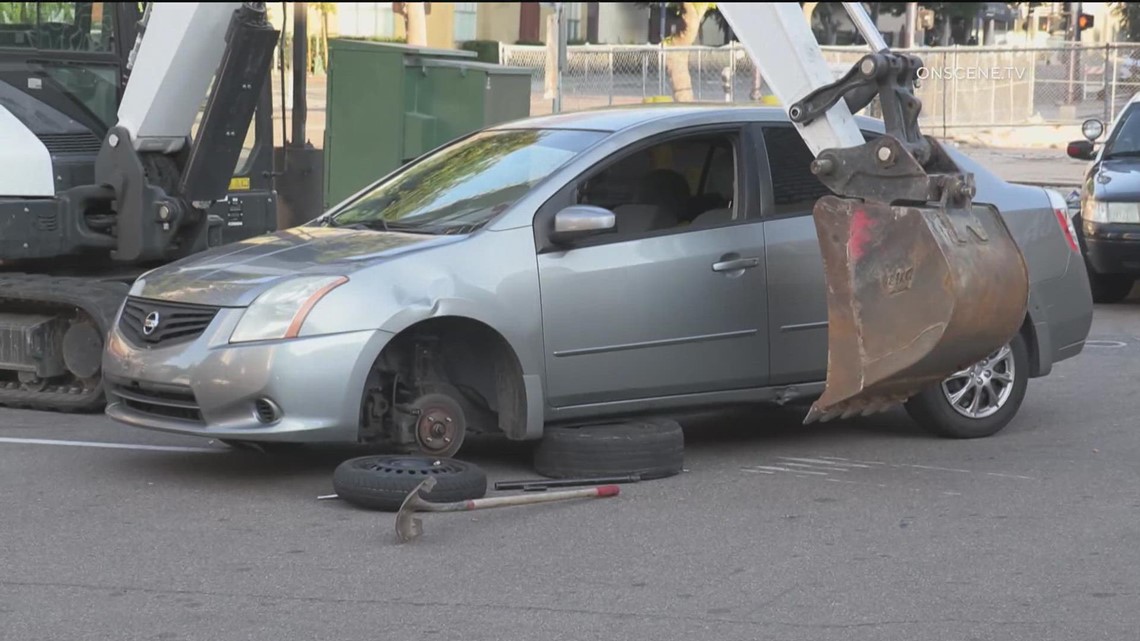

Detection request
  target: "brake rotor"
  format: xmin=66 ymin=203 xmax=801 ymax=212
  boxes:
xmin=411 ymin=393 xmax=466 ymax=458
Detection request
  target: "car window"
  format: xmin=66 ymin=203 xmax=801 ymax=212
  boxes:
xmin=328 ymin=128 xmax=606 ymax=233
xmin=1102 ymin=107 xmax=1140 ymax=159
xmin=574 ymin=132 xmax=740 ymax=238
xmin=760 ymin=126 xmax=836 ymax=217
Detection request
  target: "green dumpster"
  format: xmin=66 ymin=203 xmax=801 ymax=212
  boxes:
xmin=323 ymin=39 xmax=532 ymax=209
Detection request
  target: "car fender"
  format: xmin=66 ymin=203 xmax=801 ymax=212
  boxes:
xmin=376 ymin=299 xmax=547 ymax=441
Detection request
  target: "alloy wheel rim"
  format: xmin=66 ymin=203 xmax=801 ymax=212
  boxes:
xmin=940 ymin=343 xmax=1015 ymax=420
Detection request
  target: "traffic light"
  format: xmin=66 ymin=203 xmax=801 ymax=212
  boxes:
xmin=1077 ymin=13 xmax=1094 ymax=31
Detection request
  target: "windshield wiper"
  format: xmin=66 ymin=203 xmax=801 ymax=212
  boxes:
xmin=1103 ymin=150 xmax=1140 ymax=159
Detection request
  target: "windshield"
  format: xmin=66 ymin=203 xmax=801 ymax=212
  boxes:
xmin=0 ymin=2 xmax=120 ymax=127
xmin=1104 ymin=107 xmax=1140 ymax=159
xmin=328 ymin=128 xmax=607 ymax=232
xmin=0 ymin=2 xmax=116 ymax=52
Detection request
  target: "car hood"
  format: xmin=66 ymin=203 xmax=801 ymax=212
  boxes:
xmin=1092 ymin=159 xmax=1140 ymax=200
xmin=133 ymin=226 xmax=464 ymax=307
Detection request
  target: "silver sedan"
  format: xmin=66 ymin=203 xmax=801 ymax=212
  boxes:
xmin=102 ymin=105 xmax=1094 ymax=456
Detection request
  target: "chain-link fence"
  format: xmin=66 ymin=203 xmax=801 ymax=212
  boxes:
xmin=501 ymin=42 xmax=1140 ymax=138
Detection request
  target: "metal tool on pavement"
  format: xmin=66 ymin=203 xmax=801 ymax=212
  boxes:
xmin=395 ymin=475 xmax=621 ymax=543
xmin=494 ymin=474 xmax=641 ymax=492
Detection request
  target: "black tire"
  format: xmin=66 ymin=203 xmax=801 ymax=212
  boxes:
xmin=533 ymin=418 xmax=685 ymax=480
xmin=904 ymin=333 xmax=1029 ymax=439
xmin=1088 ymin=270 xmax=1134 ymax=304
xmin=331 ymin=455 xmax=487 ymax=511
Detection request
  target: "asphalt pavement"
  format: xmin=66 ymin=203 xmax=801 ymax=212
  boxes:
xmin=2 ymin=293 xmax=1140 ymax=641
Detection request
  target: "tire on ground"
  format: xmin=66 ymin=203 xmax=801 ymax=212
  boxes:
xmin=533 ymin=418 xmax=685 ymax=480
xmin=904 ymin=332 xmax=1030 ymax=439
xmin=332 ymin=455 xmax=487 ymax=511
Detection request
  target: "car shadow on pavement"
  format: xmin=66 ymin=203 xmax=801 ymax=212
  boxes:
xmin=117 ymin=404 xmax=929 ymax=489
xmin=674 ymin=404 xmax=931 ymax=447
xmin=117 ymin=437 xmax=542 ymax=486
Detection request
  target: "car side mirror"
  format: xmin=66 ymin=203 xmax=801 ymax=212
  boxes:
xmin=1082 ymin=118 xmax=1104 ymax=141
xmin=1067 ymin=139 xmax=1096 ymax=161
xmin=550 ymin=205 xmax=616 ymax=245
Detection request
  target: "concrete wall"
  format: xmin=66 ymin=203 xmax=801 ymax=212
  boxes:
xmin=477 ymin=2 xmax=521 ymax=43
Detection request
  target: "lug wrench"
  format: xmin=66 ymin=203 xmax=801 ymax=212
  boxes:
xmin=394 ymin=475 xmax=620 ymax=543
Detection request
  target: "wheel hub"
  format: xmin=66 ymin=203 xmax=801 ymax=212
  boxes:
xmin=940 ymin=343 xmax=1015 ymax=420
xmin=416 ymin=407 xmax=460 ymax=454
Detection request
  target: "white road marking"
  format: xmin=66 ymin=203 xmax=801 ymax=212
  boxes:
xmin=1086 ymin=340 xmax=1126 ymax=348
xmin=817 ymin=455 xmax=886 ymax=465
xmin=985 ymin=472 xmax=1037 ymax=480
xmin=0 ymin=436 xmax=219 ymax=453
xmin=902 ymin=464 xmax=973 ymax=474
xmin=781 ymin=462 xmax=847 ymax=472
xmin=781 ymin=457 xmax=869 ymax=469
xmin=741 ymin=468 xmax=775 ymax=474
xmin=742 ymin=454 xmax=1035 ymax=492
xmin=780 ymin=468 xmax=829 ymax=476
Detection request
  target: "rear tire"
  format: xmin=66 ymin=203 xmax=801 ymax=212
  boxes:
xmin=332 ymin=455 xmax=487 ymax=511
xmin=1088 ymin=270 xmax=1134 ymax=304
xmin=904 ymin=333 xmax=1029 ymax=439
xmin=533 ymin=418 xmax=685 ymax=480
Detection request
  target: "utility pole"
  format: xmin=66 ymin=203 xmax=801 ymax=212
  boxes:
xmin=904 ymin=2 xmax=918 ymax=48
xmin=550 ymin=2 xmax=567 ymax=113
xmin=277 ymin=2 xmax=323 ymax=227
xmin=291 ymin=1 xmax=306 ymax=151
xmin=1066 ymin=1 xmax=1080 ymax=104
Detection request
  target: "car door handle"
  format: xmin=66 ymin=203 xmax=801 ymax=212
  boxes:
xmin=712 ymin=257 xmax=760 ymax=272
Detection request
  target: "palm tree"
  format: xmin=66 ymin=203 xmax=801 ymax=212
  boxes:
xmin=635 ymin=3 xmax=720 ymax=101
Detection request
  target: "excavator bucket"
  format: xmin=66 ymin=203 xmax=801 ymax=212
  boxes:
xmin=804 ymin=195 xmax=1031 ymax=423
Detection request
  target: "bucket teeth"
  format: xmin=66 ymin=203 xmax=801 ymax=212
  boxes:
xmin=803 ymin=395 xmax=909 ymax=425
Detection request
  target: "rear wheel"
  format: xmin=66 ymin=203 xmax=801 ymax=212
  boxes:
xmin=904 ymin=333 xmax=1029 ymax=439
xmin=1088 ymin=270 xmax=1134 ymax=304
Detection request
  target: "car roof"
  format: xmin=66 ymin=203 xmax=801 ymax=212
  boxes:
xmin=487 ymin=103 xmax=884 ymax=134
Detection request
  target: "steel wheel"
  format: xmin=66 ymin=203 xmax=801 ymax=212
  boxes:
xmin=940 ymin=343 xmax=1015 ymax=420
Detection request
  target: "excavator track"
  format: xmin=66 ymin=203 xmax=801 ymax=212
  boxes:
xmin=0 ymin=273 xmax=130 ymax=413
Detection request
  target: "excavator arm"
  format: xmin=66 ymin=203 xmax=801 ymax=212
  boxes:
xmin=717 ymin=3 xmax=1030 ymax=423
xmin=93 ymin=2 xmax=279 ymax=263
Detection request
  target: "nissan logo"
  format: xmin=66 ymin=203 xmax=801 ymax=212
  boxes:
xmin=142 ymin=311 xmax=161 ymax=336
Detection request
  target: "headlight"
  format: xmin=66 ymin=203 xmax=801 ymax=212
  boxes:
xmin=229 ymin=275 xmax=348 ymax=343
xmin=1084 ymin=198 xmax=1140 ymax=224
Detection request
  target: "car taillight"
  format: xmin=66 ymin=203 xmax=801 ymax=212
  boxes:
xmin=1046 ymin=189 xmax=1081 ymax=253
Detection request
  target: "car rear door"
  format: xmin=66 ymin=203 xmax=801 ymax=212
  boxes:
xmin=755 ymin=123 xmax=835 ymax=386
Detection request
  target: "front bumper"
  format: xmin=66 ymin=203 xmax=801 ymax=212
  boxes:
xmin=1081 ymin=220 xmax=1140 ymax=275
xmin=103 ymin=306 xmax=392 ymax=443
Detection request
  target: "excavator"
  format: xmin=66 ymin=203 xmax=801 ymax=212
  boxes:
xmin=0 ymin=2 xmax=280 ymax=412
xmin=0 ymin=1 xmax=1029 ymax=426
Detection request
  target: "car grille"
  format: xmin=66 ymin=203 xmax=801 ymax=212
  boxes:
xmin=119 ymin=297 xmax=220 ymax=348
xmin=110 ymin=382 xmax=204 ymax=424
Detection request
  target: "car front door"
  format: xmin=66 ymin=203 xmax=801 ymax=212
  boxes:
xmin=756 ymin=124 xmax=836 ymax=386
xmin=535 ymin=125 xmax=770 ymax=408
